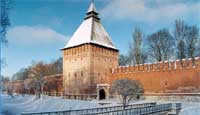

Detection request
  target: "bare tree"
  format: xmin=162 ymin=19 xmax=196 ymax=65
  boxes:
xmin=148 ymin=28 xmax=174 ymax=62
xmin=174 ymin=20 xmax=187 ymax=61
xmin=29 ymin=62 xmax=48 ymax=99
xmin=129 ymin=27 xmax=147 ymax=64
xmin=12 ymin=57 xmax=62 ymax=81
xmin=0 ymin=0 xmax=12 ymax=42
xmin=23 ymin=80 xmax=31 ymax=94
xmin=12 ymin=67 xmax=31 ymax=80
xmin=119 ymin=54 xmax=130 ymax=66
xmin=185 ymin=26 xmax=199 ymax=63
xmin=20 ymin=81 xmax=28 ymax=96
xmin=1 ymin=76 xmax=9 ymax=92
xmin=46 ymin=80 xmax=59 ymax=95
xmin=197 ymin=39 xmax=200 ymax=56
xmin=174 ymin=20 xmax=200 ymax=65
xmin=6 ymin=83 xmax=14 ymax=98
xmin=111 ymin=78 xmax=144 ymax=109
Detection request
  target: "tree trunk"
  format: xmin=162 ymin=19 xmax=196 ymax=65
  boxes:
xmin=123 ymin=97 xmax=127 ymax=110
xmin=41 ymin=84 xmax=44 ymax=99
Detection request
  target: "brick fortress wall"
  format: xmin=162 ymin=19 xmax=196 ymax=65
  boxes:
xmin=5 ymin=74 xmax=63 ymax=94
xmin=109 ymin=57 xmax=200 ymax=93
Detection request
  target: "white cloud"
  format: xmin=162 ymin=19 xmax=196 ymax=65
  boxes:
xmin=100 ymin=0 xmax=200 ymax=22
xmin=7 ymin=25 xmax=69 ymax=46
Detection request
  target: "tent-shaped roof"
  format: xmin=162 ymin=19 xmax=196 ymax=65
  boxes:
xmin=62 ymin=1 xmax=117 ymax=50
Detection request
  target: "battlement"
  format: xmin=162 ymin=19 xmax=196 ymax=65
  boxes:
xmin=111 ymin=57 xmax=200 ymax=74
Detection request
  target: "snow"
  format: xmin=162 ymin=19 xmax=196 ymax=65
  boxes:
xmin=87 ymin=1 xmax=97 ymax=13
xmin=145 ymin=96 xmax=200 ymax=115
xmin=2 ymin=94 xmax=101 ymax=115
xmin=63 ymin=2 xmax=117 ymax=50
xmin=180 ymin=102 xmax=200 ymax=115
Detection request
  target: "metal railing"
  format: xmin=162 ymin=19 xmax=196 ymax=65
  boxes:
xmin=21 ymin=102 xmax=181 ymax=115
xmin=174 ymin=103 xmax=182 ymax=109
xmin=21 ymin=102 xmax=156 ymax=115
xmin=80 ymin=103 xmax=172 ymax=115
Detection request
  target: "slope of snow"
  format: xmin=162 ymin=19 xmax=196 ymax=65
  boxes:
xmin=2 ymin=94 xmax=100 ymax=115
xmin=63 ymin=17 xmax=117 ymax=50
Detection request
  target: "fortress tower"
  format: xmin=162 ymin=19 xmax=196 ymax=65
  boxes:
xmin=62 ymin=1 xmax=118 ymax=96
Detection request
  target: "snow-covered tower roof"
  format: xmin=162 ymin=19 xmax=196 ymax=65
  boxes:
xmin=62 ymin=1 xmax=118 ymax=50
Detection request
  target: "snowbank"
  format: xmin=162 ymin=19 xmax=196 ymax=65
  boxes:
xmin=2 ymin=94 xmax=100 ymax=115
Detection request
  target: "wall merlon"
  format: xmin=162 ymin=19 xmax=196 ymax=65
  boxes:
xmin=182 ymin=59 xmax=188 ymax=68
xmin=139 ymin=64 xmax=144 ymax=71
xmin=144 ymin=64 xmax=149 ymax=71
xmin=152 ymin=63 xmax=157 ymax=71
xmin=170 ymin=61 xmax=175 ymax=70
xmin=175 ymin=60 xmax=181 ymax=69
xmin=195 ymin=57 xmax=200 ymax=66
xmin=113 ymin=57 xmax=200 ymax=74
xmin=164 ymin=61 xmax=169 ymax=70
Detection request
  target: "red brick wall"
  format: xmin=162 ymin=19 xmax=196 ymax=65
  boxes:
xmin=109 ymin=58 xmax=200 ymax=93
xmin=7 ymin=74 xmax=63 ymax=94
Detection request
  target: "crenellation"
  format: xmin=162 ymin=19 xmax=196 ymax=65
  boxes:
xmin=139 ymin=64 xmax=144 ymax=71
xmin=187 ymin=58 xmax=193 ymax=68
xmin=144 ymin=64 xmax=148 ymax=71
xmin=120 ymin=66 xmax=124 ymax=73
xmin=128 ymin=66 xmax=131 ymax=72
xmin=123 ymin=66 xmax=126 ymax=73
xmin=156 ymin=63 xmax=160 ymax=71
xmin=130 ymin=66 xmax=134 ymax=72
xmin=159 ymin=62 xmax=164 ymax=71
xmin=122 ymin=66 xmax=126 ymax=73
xmin=195 ymin=57 xmax=200 ymax=66
xmin=152 ymin=63 xmax=156 ymax=71
xmin=112 ymin=57 xmax=200 ymax=74
xmin=127 ymin=66 xmax=131 ymax=72
xmin=164 ymin=61 xmax=169 ymax=70
xmin=135 ymin=65 xmax=139 ymax=72
xmin=182 ymin=59 xmax=187 ymax=68
xmin=126 ymin=66 xmax=129 ymax=72
xmin=119 ymin=67 xmax=122 ymax=73
xmin=117 ymin=67 xmax=120 ymax=73
xmin=175 ymin=60 xmax=180 ymax=69
xmin=149 ymin=63 xmax=153 ymax=71
xmin=171 ymin=61 xmax=175 ymax=70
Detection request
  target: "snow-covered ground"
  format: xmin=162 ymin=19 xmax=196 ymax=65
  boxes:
xmin=2 ymin=94 xmax=101 ymax=115
xmin=2 ymin=94 xmax=200 ymax=115
xmin=180 ymin=102 xmax=200 ymax=115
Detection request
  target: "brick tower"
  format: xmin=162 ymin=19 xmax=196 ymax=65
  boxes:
xmin=62 ymin=1 xmax=118 ymax=96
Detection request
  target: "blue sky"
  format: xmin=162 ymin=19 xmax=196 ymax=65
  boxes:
xmin=3 ymin=0 xmax=200 ymax=77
